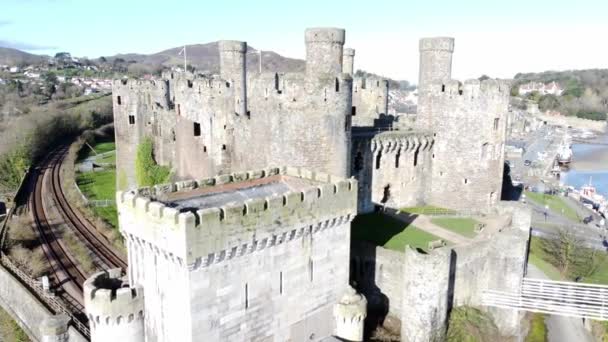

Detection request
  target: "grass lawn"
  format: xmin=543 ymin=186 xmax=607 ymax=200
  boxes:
xmin=76 ymin=169 xmax=118 ymax=228
xmin=431 ymin=217 xmax=479 ymax=238
xmin=525 ymin=313 xmax=547 ymax=342
xmin=529 ymin=236 xmax=564 ymax=280
xmin=524 ymin=191 xmax=580 ymax=222
xmin=96 ymin=151 xmax=116 ymax=164
xmin=400 ymin=205 xmax=454 ymax=215
xmin=352 ymin=212 xmax=443 ymax=253
xmin=78 ymin=141 xmax=116 ymax=161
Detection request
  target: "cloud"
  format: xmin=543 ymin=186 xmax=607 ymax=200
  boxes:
xmin=0 ymin=20 xmax=11 ymax=26
xmin=0 ymin=40 xmax=57 ymax=51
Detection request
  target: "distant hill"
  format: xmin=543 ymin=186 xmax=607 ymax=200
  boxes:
xmin=100 ymin=42 xmax=305 ymax=74
xmin=0 ymin=47 xmax=48 ymax=66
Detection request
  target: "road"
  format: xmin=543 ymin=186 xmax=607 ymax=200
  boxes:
xmin=527 ymin=264 xmax=594 ymax=342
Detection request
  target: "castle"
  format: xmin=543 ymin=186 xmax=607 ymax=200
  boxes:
xmin=81 ymin=28 xmax=522 ymax=342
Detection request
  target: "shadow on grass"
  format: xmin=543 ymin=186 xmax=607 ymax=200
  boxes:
xmin=351 ymin=211 xmax=417 ymax=246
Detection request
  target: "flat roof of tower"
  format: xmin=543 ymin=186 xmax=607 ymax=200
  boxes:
xmin=157 ymin=175 xmax=320 ymax=211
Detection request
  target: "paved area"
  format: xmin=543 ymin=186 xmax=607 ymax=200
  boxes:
xmin=527 ymin=263 xmax=594 ymax=342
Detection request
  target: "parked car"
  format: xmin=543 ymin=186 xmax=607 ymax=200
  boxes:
xmin=583 ymin=216 xmax=593 ymax=224
xmin=524 ymin=159 xmax=532 ymax=166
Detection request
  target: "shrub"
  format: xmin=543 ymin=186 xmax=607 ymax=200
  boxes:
xmin=135 ymin=137 xmax=171 ymax=187
xmin=447 ymin=306 xmax=499 ymax=342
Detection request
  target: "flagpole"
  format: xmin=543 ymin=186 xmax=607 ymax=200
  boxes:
xmin=184 ymin=45 xmax=187 ymax=72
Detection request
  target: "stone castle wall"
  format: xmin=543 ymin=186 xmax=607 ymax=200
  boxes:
xmin=351 ymin=77 xmax=389 ymax=127
xmin=116 ymin=167 xmax=357 ymax=342
xmin=418 ymin=79 xmax=510 ymax=210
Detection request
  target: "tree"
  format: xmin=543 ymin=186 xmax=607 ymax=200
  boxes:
xmin=541 ymin=229 xmax=588 ymax=277
xmin=538 ymin=94 xmax=560 ymax=111
xmin=478 ymin=74 xmax=491 ymax=81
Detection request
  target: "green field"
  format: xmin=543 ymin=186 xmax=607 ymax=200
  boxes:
xmin=431 ymin=217 xmax=480 ymax=238
xmin=529 ymin=236 xmax=608 ymax=284
xmin=351 ymin=212 xmax=443 ymax=252
xmin=524 ymin=191 xmax=580 ymax=222
xmin=400 ymin=205 xmax=454 ymax=215
xmin=76 ymin=169 xmax=118 ymax=228
xmin=78 ymin=141 xmax=116 ymax=161
xmin=525 ymin=313 xmax=547 ymax=342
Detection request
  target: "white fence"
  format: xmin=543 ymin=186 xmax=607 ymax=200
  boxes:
xmin=483 ymin=278 xmax=608 ymax=320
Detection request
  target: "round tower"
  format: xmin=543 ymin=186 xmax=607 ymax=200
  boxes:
xmin=219 ymin=40 xmax=248 ymax=116
xmin=40 ymin=314 xmax=70 ymax=342
xmin=333 ymin=286 xmax=367 ymax=342
xmin=84 ymin=268 xmax=144 ymax=342
xmin=418 ymin=37 xmax=455 ymax=92
xmin=305 ymin=27 xmax=346 ymax=75
xmin=342 ymin=48 xmax=355 ymax=75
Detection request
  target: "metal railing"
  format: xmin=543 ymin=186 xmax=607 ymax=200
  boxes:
xmin=482 ymin=277 xmax=608 ymax=321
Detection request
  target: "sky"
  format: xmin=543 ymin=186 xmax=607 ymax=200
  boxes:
xmin=1 ymin=0 xmax=607 ymax=82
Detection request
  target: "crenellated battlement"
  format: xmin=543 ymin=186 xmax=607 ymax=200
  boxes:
xmin=117 ymin=166 xmax=358 ymax=266
xmin=419 ymin=37 xmax=455 ymax=52
xmin=84 ymin=269 xmax=144 ymax=328
xmin=305 ymin=27 xmax=345 ymax=44
xmin=426 ymin=79 xmax=511 ymax=100
xmin=353 ymin=76 xmax=388 ymax=90
xmin=371 ymin=131 xmax=434 ymax=154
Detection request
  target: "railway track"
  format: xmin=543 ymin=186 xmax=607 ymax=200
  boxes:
xmin=49 ymin=147 xmax=127 ymax=270
xmin=30 ymin=149 xmax=87 ymax=301
xmin=29 ymin=145 xmax=127 ymax=309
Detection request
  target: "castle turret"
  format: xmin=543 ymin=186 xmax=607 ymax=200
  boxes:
xmin=84 ymin=269 xmax=144 ymax=342
xmin=342 ymin=48 xmax=355 ymax=75
xmin=420 ymin=79 xmax=510 ymax=209
xmin=40 ymin=315 xmax=70 ymax=342
xmin=219 ymin=40 xmax=248 ymax=116
xmin=418 ymin=37 xmax=455 ymax=92
xmin=333 ymin=286 xmax=367 ymax=342
xmin=305 ymin=27 xmax=345 ymax=75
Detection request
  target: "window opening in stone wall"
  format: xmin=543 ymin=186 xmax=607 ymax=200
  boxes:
xmin=147 ymin=93 xmax=151 ymax=105
xmin=441 ymin=85 xmax=446 ymax=92
xmin=481 ymin=143 xmax=489 ymax=160
xmin=413 ymin=148 xmax=419 ymax=166
xmin=354 ymin=152 xmax=364 ymax=172
xmin=245 ymin=283 xmax=249 ymax=309
xmin=375 ymin=150 xmax=382 ymax=169
xmin=193 ymin=122 xmax=201 ymax=137
xmin=177 ymin=104 xmax=181 ymax=116
xmin=203 ymin=146 xmax=207 ymax=153
xmin=335 ymin=78 xmax=340 ymax=92
xmin=187 ymin=80 xmax=193 ymax=88
xmin=381 ymin=184 xmax=391 ymax=204
xmin=279 ymin=272 xmax=283 ymax=295
xmin=128 ymin=115 xmax=135 ymax=125
xmin=117 ymin=96 xmax=122 ymax=105
xmin=308 ymin=259 xmax=314 ymax=282
xmin=351 ymin=106 xmax=357 ymax=116
xmin=464 ymin=178 xmax=468 ymax=184
xmin=395 ymin=149 xmax=401 ymax=168
xmin=222 ymin=144 xmax=227 ymax=151
xmin=494 ymin=118 xmax=500 ymax=130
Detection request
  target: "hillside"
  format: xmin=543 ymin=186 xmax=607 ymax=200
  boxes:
xmin=0 ymin=47 xmax=48 ymax=66
xmin=513 ymin=69 xmax=608 ymax=121
xmin=101 ymin=42 xmax=305 ymax=74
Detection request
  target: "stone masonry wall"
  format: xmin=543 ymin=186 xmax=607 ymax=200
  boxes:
xmin=117 ymin=167 xmax=357 ymax=342
xmin=352 ymin=77 xmax=389 ymax=127
xmin=418 ymin=79 xmax=510 ymax=210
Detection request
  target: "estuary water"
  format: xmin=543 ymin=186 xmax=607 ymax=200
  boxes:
xmin=562 ymin=133 xmax=608 ymax=197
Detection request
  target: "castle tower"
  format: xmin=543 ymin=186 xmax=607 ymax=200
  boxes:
xmin=342 ymin=48 xmax=355 ymax=75
xmin=117 ymin=167 xmax=358 ymax=341
xmin=219 ymin=40 xmax=248 ymax=116
xmin=84 ymin=269 xmax=144 ymax=342
xmin=333 ymin=286 xmax=367 ymax=342
xmin=420 ymin=79 xmax=510 ymax=209
xmin=40 ymin=315 xmax=70 ymax=342
xmin=401 ymin=246 xmax=451 ymax=342
xmin=305 ymin=27 xmax=345 ymax=75
xmin=418 ymin=37 xmax=455 ymax=92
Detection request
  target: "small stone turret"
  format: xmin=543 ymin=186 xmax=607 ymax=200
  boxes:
xmin=219 ymin=40 xmax=248 ymax=116
xmin=305 ymin=27 xmax=345 ymax=75
xmin=343 ymin=48 xmax=355 ymax=75
xmin=333 ymin=286 xmax=367 ymax=342
xmin=418 ymin=37 xmax=455 ymax=92
xmin=40 ymin=314 xmax=70 ymax=342
xmin=84 ymin=269 xmax=144 ymax=342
